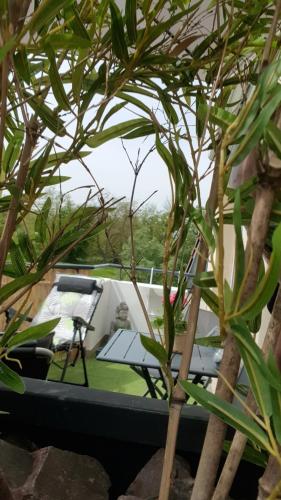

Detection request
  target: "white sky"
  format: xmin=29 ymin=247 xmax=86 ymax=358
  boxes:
xmin=58 ymin=98 xmax=212 ymax=211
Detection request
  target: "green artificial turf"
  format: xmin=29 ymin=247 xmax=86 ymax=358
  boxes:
xmin=48 ymin=357 xmax=148 ymax=396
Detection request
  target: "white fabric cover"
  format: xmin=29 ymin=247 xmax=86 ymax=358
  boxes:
xmin=32 ymin=274 xmax=102 ymax=346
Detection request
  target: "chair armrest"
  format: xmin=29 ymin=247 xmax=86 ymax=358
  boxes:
xmin=72 ymin=316 xmax=95 ymax=331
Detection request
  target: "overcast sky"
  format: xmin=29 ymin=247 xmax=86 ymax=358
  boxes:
xmin=58 ymin=98 xmax=212 ymax=211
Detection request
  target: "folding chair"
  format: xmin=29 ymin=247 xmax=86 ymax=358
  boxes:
xmin=30 ymin=275 xmax=103 ymax=387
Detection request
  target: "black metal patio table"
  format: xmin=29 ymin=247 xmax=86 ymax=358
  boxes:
xmin=96 ymin=329 xmax=219 ymax=399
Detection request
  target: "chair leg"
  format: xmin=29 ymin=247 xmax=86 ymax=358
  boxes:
xmin=78 ymin=326 xmax=89 ymax=387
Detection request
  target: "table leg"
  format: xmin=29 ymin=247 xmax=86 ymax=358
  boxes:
xmin=141 ymin=367 xmax=158 ymax=398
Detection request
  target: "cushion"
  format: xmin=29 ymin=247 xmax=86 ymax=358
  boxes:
xmin=57 ymin=276 xmax=99 ymax=295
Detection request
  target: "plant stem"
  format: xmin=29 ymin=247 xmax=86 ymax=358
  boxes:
xmin=158 ymin=237 xmax=208 ymax=500
xmin=212 ymin=283 xmax=281 ymax=499
xmin=191 ymin=184 xmax=275 ymax=500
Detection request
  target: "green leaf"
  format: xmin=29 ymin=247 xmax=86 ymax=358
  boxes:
xmin=180 ymin=380 xmax=270 ymax=450
xmin=125 ymin=0 xmax=137 ymax=44
xmin=231 ymin=322 xmax=272 ymax=417
xmin=40 ymin=175 xmax=70 ymax=186
xmin=45 ymin=44 xmax=69 ymax=110
xmin=232 ymin=190 xmax=245 ymax=307
xmin=26 ymin=141 xmax=53 ymax=194
xmin=17 ymin=231 xmax=37 ymax=264
xmin=122 ymin=124 xmax=156 ymax=139
xmin=35 ymin=196 xmax=51 ymax=243
xmin=0 ymin=272 xmax=42 ymax=305
xmin=200 ymin=288 xmax=219 ymax=316
xmin=3 ymin=128 xmax=24 ymax=174
xmin=99 ymin=102 xmax=127 ymax=130
xmin=44 ymin=34 xmax=91 ymax=49
xmin=27 ymin=94 xmax=66 ymax=136
xmin=193 ymin=271 xmax=217 ymax=288
xmin=7 ymin=318 xmax=60 ymax=349
xmin=64 ymin=5 xmax=90 ymax=40
xmin=86 ymin=119 xmax=148 ymax=148
xmin=0 ymin=360 xmax=25 ymax=394
xmin=223 ymin=440 xmax=267 ymax=468
xmin=159 ymin=91 xmax=178 ymax=125
xmin=235 ymin=224 xmax=281 ymax=320
xmin=117 ymin=92 xmax=152 ymax=116
xmin=14 ymin=48 xmax=31 ymax=84
xmin=110 ymin=0 xmax=129 ymax=62
xmin=271 ymin=387 xmax=281 ymax=444
xmin=195 ymin=336 xmax=223 ymax=348
xmin=265 ymin=120 xmax=281 ymax=160
xmin=140 ymin=335 xmax=168 ymax=365
xmin=9 ymin=240 xmax=27 ymax=277
xmin=28 ymin=0 xmax=74 ymax=33
xmin=210 ymin=106 xmax=235 ymax=130
xmin=156 ymin=136 xmax=174 ymax=176
xmin=0 ymin=36 xmax=16 ymax=63
xmin=40 ymin=150 xmax=91 ymax=167
xmin=230 ymin=85 xmax=281 ymax=166
xmin=196 ymin=91 xmax=208 ymax=138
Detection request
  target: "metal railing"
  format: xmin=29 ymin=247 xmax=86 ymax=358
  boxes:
xmin=54 ymin=262 xmax=194 ymax=285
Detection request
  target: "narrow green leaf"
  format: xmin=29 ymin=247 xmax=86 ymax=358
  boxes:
xmin=17 ymin=231 xmax=37 ymax=264
xmin=195 ymin=336 xmax=223 ymax=348
xmin=110 ymin=0 xmax=129 ymax=62
xmin=122 ymin=124 xmax=156 ymax=139
xmin=193 ymin=271 xmax=217 ymax=288
xmin=235 ymin=224 xmax=281 ymax=320
xmin=223 ymin=440 xmax=267 ymax=468
xmin=271 ymin=387 xmax=281 ymax=444
xmin=140 ymin=335 xmax=168 ymax=365
xmin=40 ymin=175 xmax=70 ymax=186
xmin=159 ymin=91 xmax=178 ymax=125
xmin=45 ymin=44 xmax=69 ymax=110
xmin=35 ymin=196 xmax=51 ymax=243
xmin=210 ymin=106 xmax=235 ymax=130
xmin=200 ymin=288 xmax=219 ymax=316
xmin=265 ymin=120 xmax=281 ymax=160
xmin=13 ymin=48 xmax=31 ymax=84
xmin=3 ymin=129 xmax=24 ymax=174
xmin=100 ymin=102 xmax=127 ymax=130
xmin=86 ymin=119 xmax=148 ymax=148
xmin=230 ymin=85 xmax=281 ymax=166
xmin=64 ymin=5 xmax=90 ymax=40
xmin=7 ymin=318 xmax=60 ymax=349
xmin=28 ymin=0 xmax=74 ymax=34
xmin=232 ymin=190 xmax=245 ymax=307
xmin=26 ymin=141 xmax=53 ymax=194
xmin=156 ymin=136 xmax=175 ymax=176
xmin=0 ymin=36 xmax=16 ymax=63
xmin=44 ymin=34 xmax=91 ymax=49
xmin=232 ymin=322 xmax=273 ymax=417
xmin=117 ymin=92 xmax=151 ymax=116
xmin=39 ymin=150 xmax=91 ymax=167
xmin=196 ymin=91 xmax=207 ymax=138
xmin=9 ymin=240 xmax=27 ymax=277
xmin=125 ymin=0 xmax=137 ymax=44
xmin=27 ymin=94 xmax=66 ymax=136
xmin=180 ymin=381 xmax=270 ymax=450
xmin=0 ymin=360 xmax=25 ymax=394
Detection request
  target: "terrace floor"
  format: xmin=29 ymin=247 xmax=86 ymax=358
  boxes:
xmin=48 ymin=357 xmax=148 ymax=396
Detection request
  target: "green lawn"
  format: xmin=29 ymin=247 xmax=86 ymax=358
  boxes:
xmin=48 ymin=357 xmax=148 ymax=396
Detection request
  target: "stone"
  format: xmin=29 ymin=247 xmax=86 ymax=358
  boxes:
xmin=126 ymin=448 xmax=194 ymax=500
xmin=0 ymin=439 xmax=33 ymax=490
xmin=0 ymin=471 xmax=15 ymax=500
xmin=117 ymin=496 xmax=143 ymax=500
xmin=16 ymin=446 xmax=111 ymax=500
